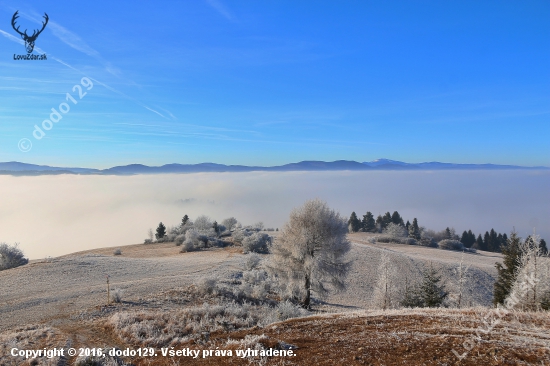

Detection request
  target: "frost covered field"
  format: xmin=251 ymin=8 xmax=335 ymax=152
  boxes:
xmin=0 ymin=170 xmax=548 ymax=259
xmin=1 ymin=170 xmax=549 ymax=365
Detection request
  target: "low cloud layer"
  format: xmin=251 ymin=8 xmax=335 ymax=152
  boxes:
xmin=0 ymin=170 xmax=548 ymax=259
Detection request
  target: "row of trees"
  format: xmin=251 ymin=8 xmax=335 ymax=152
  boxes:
xmin=349 ymin=210 xmax=547 ymax=254
xmin=460 ymin=228 xmax=547 ymax=254
xmin=349 ymin=211 xmax=422 ymax=240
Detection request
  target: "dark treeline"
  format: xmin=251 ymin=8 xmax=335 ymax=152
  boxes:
xmin=348 ymin=210 xmax=547 ymax=254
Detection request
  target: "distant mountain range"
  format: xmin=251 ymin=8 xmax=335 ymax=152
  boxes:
xmin=0 ymin=159 xmax=547 ymax=176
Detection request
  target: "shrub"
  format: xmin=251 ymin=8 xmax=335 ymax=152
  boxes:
xmin=111 ymin=289 xmax=123 ymax=303
xmin=181 ymin=229 xmax=208 ymax=251
xmin=232 ymin=228 xmax=251 ymax=245
xmin=242 ymin=233 xmax=271 ymax=254
xmin=143 ymin=239 xmax=153 ymax=244
xmin=419 ymin=238 xmax=437 ymax=247
xmin=208 ymin=238 xmax=225 ymax=248
xmin=180 ymin=240 xmax=195 ymax=253
xmin=275 ymin=301 xmax=309 ymax=321
xmin=438 ymin=239 xmax=464 ymax=251
xmin=0 ymin=243 xmax=28 ymax=271
xmin=375 ymin=235 xmax=416 ymax=245
xmin=245 ymin=253 xmax=262 ymax=271
xmin=155 ymin=233 xmax=177 ymax=243
xmin=113 ymin=248 xmax=122 ymax=256
xmin=175 ymin=234 xmax=185 ymax=246
xmin=197 ymin=278 xmax=218 ymax=295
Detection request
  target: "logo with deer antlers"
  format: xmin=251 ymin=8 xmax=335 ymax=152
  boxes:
xmin=11 ymin=11 xmax=49 ymax=54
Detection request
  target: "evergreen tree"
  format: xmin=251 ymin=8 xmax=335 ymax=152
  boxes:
xmin=483 ymin=231 xmax=491 ymax=251
xmin=155 ymin=222 xmax=166 ymax=239
xmin=212 ymin=221 xmax=219 ymax=235
xmin=401 ymin=264 xmax=447 ymax=308
xmin=468 ymin=230 xmax=476 ymax=248
xmin=493 ymin=231 xmax=521 ymax=306
xmin=488 ymin=229 xmax=499 ymax=252
xmin=348 ymin=212 xmax=361 ymax=232
xmin=362 ymin=212 xmax=376 ymax=232
xmin=391 ymin=211 xmax=404 ymax=226
xmin=382 ymin=212 xmax=392 ymax=228
xmin=408 ymin=218 xmax=421 ymax=240
xmin=460 ymin=231 xmax=469 ymax=246
xmin=181 ymin=215 xmax=189 ymax=226
xmin=540 ymin=238 xmax=548 ymax=255
xmin=405 ymin=220 xmax=410 ymax=231
xmin=461 ymin=230 xmax=476 ymax=248
xmin=375 ymin=215 xmax=384 ymax=232
xmin=445 ymin=227 xmax=452 ymax=239
xmin=474 ymin=234 xmax=484 ymax=250
xmin=418 ymin=264 xmax=448 ymax=307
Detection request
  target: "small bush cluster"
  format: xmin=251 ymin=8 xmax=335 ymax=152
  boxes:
xmin=437 ymin=239 xmax=476 ymax=253
xmin=0 ymin=242 xmax=28 ymax=271
xmin=438 ymin=239 xmax=464 ymax=251
xmin=109 ymin=297 xmax=308 ymax=348
xmin=113 ymin=248 xmax=122 ymax=256
xmin=242 ymin=233 xmax=272 ymax=254
xmin=375 ymin=235 xmax=417 ymax=245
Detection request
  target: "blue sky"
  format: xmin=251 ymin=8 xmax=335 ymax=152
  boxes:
xmin=0 ymin=0 xmax=548 ymax=168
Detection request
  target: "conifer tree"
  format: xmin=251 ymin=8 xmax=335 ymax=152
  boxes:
xmin=468 ymin=230 xmax=475 ymax=247
xmin=362 ymin=212 xmax=376 ymax=232
xmin=401 ymin=263 xmax=447 ymax=308
xmin=391 ymin=211 xmax=404 ymax=226
xmin=375 ymin=215 xmax=384 ymax=232
xmin=419 ymin=264 xmax=448 ymax=307
xmin=382 ymin=212 xmax=392 ymax=228
xmin=408 ymin=218 xmax=420 ymax=240
xmin=493 ymin=231 xmax=521 ymax=306
xmin=155 ymin=222 xmax=166 ymax=239
xmin=474 ymin=234 xmax=484 ymax=250
xmin=540 ymin=238 xmax=548 ymax=255
xmin=181 ymin=215 xmax=189 ymax=226
xmin=348 ymin=212 xmax=361 ymax=232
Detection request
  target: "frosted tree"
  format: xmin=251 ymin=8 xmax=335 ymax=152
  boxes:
xmin=222 ymin=217 xmax=238 ymax=231
xmin=384 ymin=223 xmax=408 ymax=239
xmin=194 ymin=215 xmax=213 ymax=231
xmin=372 ymin=251 xmax=397 ymax=309
xmin=505 ymin=233 xmax=550 ymax=311
xmin=268 ymin=199 xmax=351 ymax=308
xmin=450 ymin=251 xmax=470 ymax=308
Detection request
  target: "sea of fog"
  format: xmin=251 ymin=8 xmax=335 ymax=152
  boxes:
xmin=0 ymin=170 xmax=548 ymax=259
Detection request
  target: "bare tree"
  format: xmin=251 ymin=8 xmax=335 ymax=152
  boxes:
xmin=267 ymin=199 xmax=351 ymax=308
